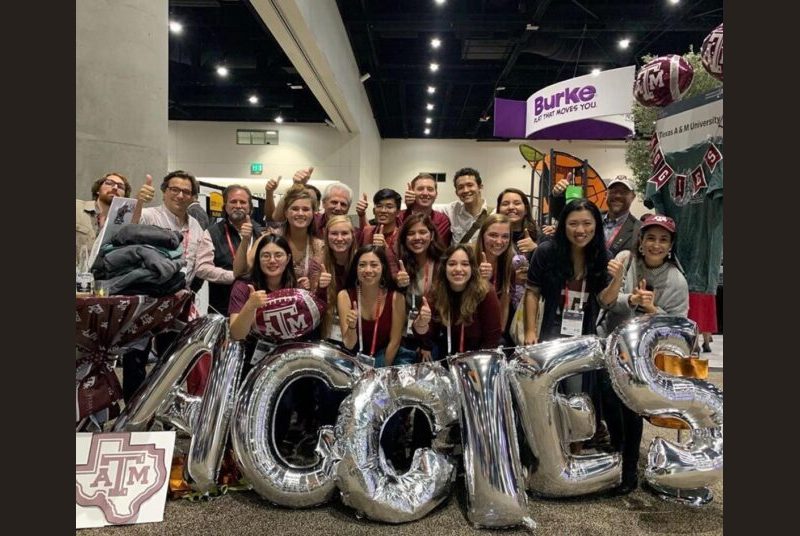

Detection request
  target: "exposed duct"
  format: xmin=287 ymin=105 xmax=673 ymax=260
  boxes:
xmin=521 ymin=35 xmax=610 ymax=63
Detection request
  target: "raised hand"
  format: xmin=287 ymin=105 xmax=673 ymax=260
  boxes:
xmin=346 ymin=300 xmax=359 ymax=330
xmin=266 ymin=176 xmax=282 ymax=193
xmin=318 ymin=263 xmax=332 ymax=289
xmin=415 ymin=296 xmax=431 ymax=327
xmin=372 ymin=224 xmax=386 ymax=248
xmin=240 ymin=215 xmax=253 ymax=241
xmin=607 ymin=258 xmax=625 ymax=281
xmin=356 ymin=193 xmax=368 ymax=217
xmin=630 ymin=279 xmax=656 ymax=312
xmin=541 ymin=224 xmax=556 ymax=237
xmin=479 ymin=252 xmax=493 ymax=280
xmin=293 ymin=166 xmax=314 ymax=185
xmin=516 ymin=228 xmax=537 ymax=254
xmin=404 ymin=181 xmax=416 ymax=208
xmin=297 ymin=276 xmax=310 ymax=290
xmin=137 ymin=174 xmax=155 ymax=204
xmin=552 ymin=178 xmax=570 ymax=195
xmin=396 ymin=259 xmax=410 ymax=288
xmin=246 ymin=284 xmax=269 ymax=309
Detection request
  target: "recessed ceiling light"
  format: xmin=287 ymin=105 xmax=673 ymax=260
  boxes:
xmin=618 ymin=38 xmax=631 ymax=49
xmin=591 ymin=68 xmax=601 ymax=76
xmin=248 ymin=95 xmax=259 ymax=104
xmin=668 ymin=0 xmax=680 ymax=4
xmin=425 ymin=117 xmax=432 ymax=124
xmin=274 ymin=116 xmax=284 ymax=123
xmin=216 ymin=66 xmax=229 ymax=77
xmin=426 ymin=103 xmax=434 ymax=111
xmin=430 ymin=63 xmax=439 ymax=72
xmin=431 ymin=38 xmax=441 ymax=49
xmin=289 ymin=84 xmax=303 ymax=90
xmin=169 ymin=21 xmax=183 ymax=34
xmin=427 ymin=86 xmax=436 ymax=94
xmin=424 ymin=128 xmax=431 ymax=135
xmin=434 ymin=0 xmax=446 ymax=5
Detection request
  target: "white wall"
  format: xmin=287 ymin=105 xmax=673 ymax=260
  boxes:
xmin=169 ymin=120 xmax=646 ymax=217
xmin=380 ymin=139 xmax=648 ymax=217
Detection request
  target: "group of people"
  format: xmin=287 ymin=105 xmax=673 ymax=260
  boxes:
xmin=77 ymin=166 xmax=691 ymax=496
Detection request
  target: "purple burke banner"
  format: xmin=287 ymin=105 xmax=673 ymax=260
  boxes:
xmin=494 ymin=66 xmax=636 ymax=140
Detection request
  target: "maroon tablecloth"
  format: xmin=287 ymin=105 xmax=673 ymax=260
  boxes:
xmin=75 ymin=290 xmax=192 ymax=422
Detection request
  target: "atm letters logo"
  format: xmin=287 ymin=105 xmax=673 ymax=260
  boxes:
xmin=76 ymin=433 xmax=167 ymax=524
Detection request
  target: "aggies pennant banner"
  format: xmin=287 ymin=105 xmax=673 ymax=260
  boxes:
xmin=648 ymin=163 xmax=674 ymax=191
xmin=703 ymin=142 xmax=723 ymax=172
xmin=691 ymin=165 xmax=707 ymax=193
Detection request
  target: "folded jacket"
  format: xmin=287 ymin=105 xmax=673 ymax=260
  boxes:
xmin=112 ymin=224 xmax=183 ymax=250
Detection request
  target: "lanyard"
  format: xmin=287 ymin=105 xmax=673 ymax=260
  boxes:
xmin=181 ymin=229 xmax=190 ymax=259
xmin=605 ymin=219 xmax=624 ymax=249
xmin=304 ymin=237 xmax=310 ymax=275
xmin=563 ymin=278 xmax=587 ymax=311
xmin=447 ymin=314 xmax=465 ymax=354
xmin=357 ymin=287 xmax=386 ymax=356
xmin=224 ymin=223 xmax=253 ymax=259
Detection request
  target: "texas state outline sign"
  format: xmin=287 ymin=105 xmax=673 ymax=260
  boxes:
xmin=76 ymin=432 xmax=175 ymax=528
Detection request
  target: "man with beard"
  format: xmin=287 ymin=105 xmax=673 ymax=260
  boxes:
xmin=76 ymin=172 xmax=132 ymax=258
xmin=398 ymin=173 xmax=452 ymax=246
xmin=200 ymin=184 xmax=264 ymax=315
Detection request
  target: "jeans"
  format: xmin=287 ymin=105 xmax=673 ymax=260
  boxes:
xmin=374 ymin=345 xmax=418 ymax=368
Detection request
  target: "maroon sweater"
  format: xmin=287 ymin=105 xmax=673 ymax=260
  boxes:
xmin=415 ymin=290 xmax=502 ymax=353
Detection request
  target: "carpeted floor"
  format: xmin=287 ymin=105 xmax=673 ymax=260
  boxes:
xmin=81 ymin=372 xmax=723 ymax=535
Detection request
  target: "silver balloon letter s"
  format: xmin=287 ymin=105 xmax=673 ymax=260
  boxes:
xmin=605 ymin=315 xmax=723 ymax=505
xmin=510 ymin=337 xmax=622 ymax=497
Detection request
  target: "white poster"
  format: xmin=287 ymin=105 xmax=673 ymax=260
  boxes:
xmin=76 ymin=431 xmax=175 ymax=528
xmin=655 ymin=88 xmax=723 ymax=153
xmin=525 ymin=66 xmax=635 ymax=136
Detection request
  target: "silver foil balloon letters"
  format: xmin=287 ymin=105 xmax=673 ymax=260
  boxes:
xmin=334 ymin=363 xmax=459 ymax=523
xmin=605 ymin=315 xmax=723 ymax=506
xmin=510 ymin=337 xmax=622 ymax=497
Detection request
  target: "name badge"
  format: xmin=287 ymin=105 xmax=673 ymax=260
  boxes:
xmin=560 ymin=310 xmax=584 ymax=337
xmin=329 ymin=314 xmax=343 ymax=342
xmin=250 ymin=339 xmax=277 ymax=365
xmin=406 ymin=309 xmax=419 ymax=336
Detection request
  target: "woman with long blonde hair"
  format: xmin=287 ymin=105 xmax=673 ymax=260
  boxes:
xmin=474 ymin=214 xmax=514 ymax=331
xmin=317 ymin=215 xmax=358 ymax=342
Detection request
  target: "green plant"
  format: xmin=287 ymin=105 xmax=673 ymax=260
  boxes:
xmin=625 ymin=48 xmax=722 ymax=196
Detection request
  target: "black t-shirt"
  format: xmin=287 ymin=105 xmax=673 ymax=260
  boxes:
xmin=526 ymin=240 xmax=609 ymax=341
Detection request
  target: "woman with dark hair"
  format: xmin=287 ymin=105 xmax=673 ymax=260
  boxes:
xmin=596 ymin=214 xmax=689 ymax=495
xmin=317 ymin=215 xmax=358 ymax=343
xmin=228 ymin=234 xmax=298 ymax=341
xmin=496 ymin=188 xmax=539 ymax=255
xmin=474 ymin=214 xmax=514 ymax=333
xmin=337 ymin=246 xmax=407 ymax=367
xmin=414 ymin=245 xmax=502 ymax=356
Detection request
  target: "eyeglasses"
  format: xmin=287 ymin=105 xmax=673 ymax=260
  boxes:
xmin=166 ymin=186 xmax=193 ymax=197
xmin=259 ymin=252 xmax=287 ymax=261
xmin=103 ymin=179 xmax=126 ymax=191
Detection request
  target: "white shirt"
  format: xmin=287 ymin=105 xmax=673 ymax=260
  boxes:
xmin=140 ymin=205 xmax=205 ymax=286
xmin=441 ymin=199 xmax=488 ymax=245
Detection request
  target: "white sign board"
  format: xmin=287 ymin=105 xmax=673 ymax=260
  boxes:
xmin=76 ymin=431 xmax=175 ymax=528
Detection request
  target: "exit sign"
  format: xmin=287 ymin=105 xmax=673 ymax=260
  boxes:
xmin=250 ymin=163 xmax=263 ymax=175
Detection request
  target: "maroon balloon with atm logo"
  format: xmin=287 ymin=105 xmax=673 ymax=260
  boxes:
xmin=633 ymin=55 xmax=694 ymax=107
xmin=253 ymin=288 xmax=325 ymax=340
xmin=701 ymin=24 xmax=723 ymax=81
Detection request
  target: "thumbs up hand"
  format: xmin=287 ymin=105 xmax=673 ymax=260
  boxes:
xmin=346 ymin=300 xmax=359 ymax=330
xmin=293 ymin=167 xmax=314 ymax=184
xmin=396 ymin=259 xmax=410 ymax=288
xmin=246 ymin=284 xmax=269 ymax=309
xmin=479 ymin=252 xmax=493 ymax=280
xmin=137 ymin=174 xmax=155 ymax=204
xmin=266 ymin=176 xmax=282 ymax=193
xmin=318 ymin=263 xmax=332 ymax=289
xmin=240 ymin=215 xmax=253 ymax=241
xmin=356 ymin=193 xmax=368 ymax=217
xmin=372 ymin=224 xmax=386 ymax=248
xmin=516 ymin=228 xmax=537 ymax=254
xmin=404 ymin=181 xmax=416 ymax=208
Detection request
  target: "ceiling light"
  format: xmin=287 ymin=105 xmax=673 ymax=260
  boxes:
xmin=427 ymin=86 xmax=436 ymax=94
xmin=425 ymin=117 xmax=432 ymax=124
xmin=618 ymin=38 xmax=631 ymax=49
xmin=216 ymin=66 xmax=229 ymax=77
xmin=525 ymin=24 xmax=540 ymax=31
xmin=248 ymin=95 xmax=259 ymax=104
xmin=289 ymin=84 xmax=304 ymax=90
xmin=495 ymin=86 xmax=506 ymax=91
xmin=424 ymin=128 xmax=431 ymax=135
xmin=434 ymin=0 xmax=446 ymax=5
xmin=274 ymin=116 xmax=284 ymax=123
xmin=359 ymin=73 xmax=371 ymax=82
xmin=431 ymin=38 xmax=441 ymax=49
xmin=430 ymin=63 xmax=439 ymax=72
xmin=426 ymin=103 xmax=434 ymax=111
xmin=591 ymin=68 xmax=601 ymax=76
xmin=668 ymin=0 xmax=681 ymax=4
xmin=169 ymin=21 xmax=183 ymax=34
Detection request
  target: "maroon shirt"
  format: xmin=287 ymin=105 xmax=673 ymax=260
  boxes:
xmin=416 ymin=289 xmax=502 ymax=353
xmin=360 ymin=224 xmax=401 ymax=277
xmin=345 ymin=288 xmax=396 ymax=356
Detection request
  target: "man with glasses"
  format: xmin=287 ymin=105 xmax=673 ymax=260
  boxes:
xmin=76 ymin=172 xmax=131 ymax=258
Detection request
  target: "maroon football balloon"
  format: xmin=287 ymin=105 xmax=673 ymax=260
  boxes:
xmin=254 ymin=288 xmax=325 ymax=341
xmin=633 ymin=55 xmax=694 ymax=107
xmin=701 ymin=24 xmax=723 ymax=81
